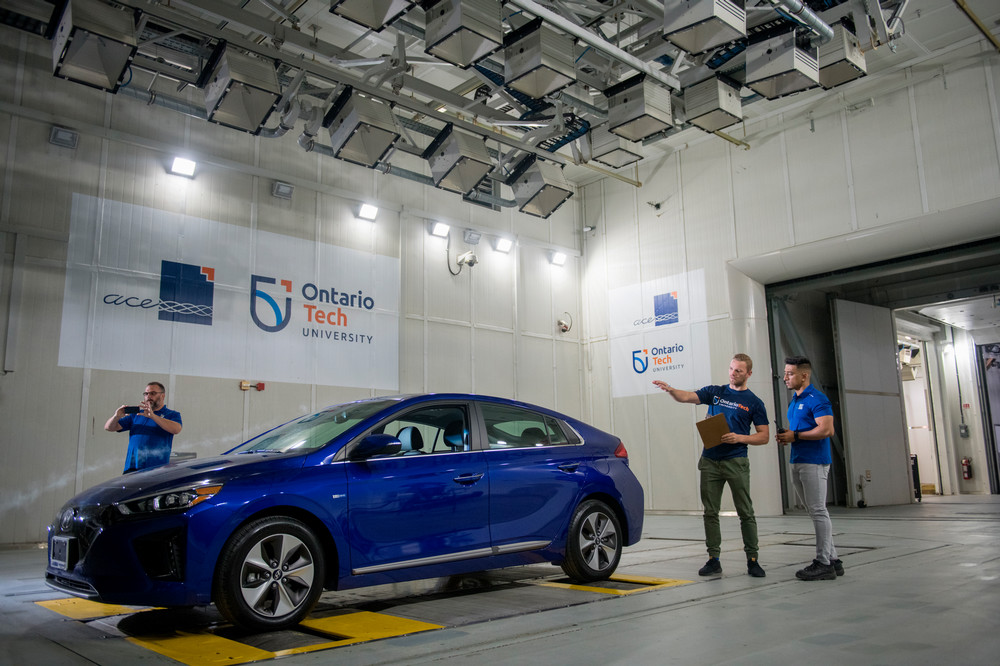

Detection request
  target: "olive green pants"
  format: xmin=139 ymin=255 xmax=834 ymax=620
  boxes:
xmin=698 ymin=456 xmax=759 ymax=559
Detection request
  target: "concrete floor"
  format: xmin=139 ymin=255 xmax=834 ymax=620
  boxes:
xmin=2 ymin=495 xmax=999 ymax=665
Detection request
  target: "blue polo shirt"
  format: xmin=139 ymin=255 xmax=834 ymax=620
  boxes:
xmin=695 ymin=385 xmax=768 ymax=460
xmin=787 ymin=384 xmax=833 ymax=464
xmin=118 ymin=407 xmax=182 ymax=472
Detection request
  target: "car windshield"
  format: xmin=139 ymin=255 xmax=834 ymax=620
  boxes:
xmin=229 ymin=399 xmax=398 ymax=454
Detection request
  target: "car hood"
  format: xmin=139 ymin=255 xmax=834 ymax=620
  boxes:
xmin=64 ymin=453 xmax=308 ymax=507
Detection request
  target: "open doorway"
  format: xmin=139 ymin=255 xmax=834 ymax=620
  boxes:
xmin=767 ymin=239 xmax=1000 ymax=509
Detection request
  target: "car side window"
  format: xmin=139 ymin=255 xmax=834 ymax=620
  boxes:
xmin=480 ymin=404 xmax=570 ymax=449
xmin=376 ymin=405 xmax=470 ymax=455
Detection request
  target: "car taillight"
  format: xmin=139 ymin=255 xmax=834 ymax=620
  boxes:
xmin=614 ymin=441 xmax=628 ymax=458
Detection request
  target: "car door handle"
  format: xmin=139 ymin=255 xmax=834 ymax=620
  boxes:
xmin=558 ymin=463 xmax=580 ymax=473
xmin=453 ymin=472 xmax=484 ymax=485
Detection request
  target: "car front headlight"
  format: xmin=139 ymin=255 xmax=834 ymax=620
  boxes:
xmin=116 ymin=484 xmax=223 ymax=516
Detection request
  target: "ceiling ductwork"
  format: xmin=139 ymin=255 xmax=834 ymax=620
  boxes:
xmin=7 ymin=0 xmax=918 ymax=209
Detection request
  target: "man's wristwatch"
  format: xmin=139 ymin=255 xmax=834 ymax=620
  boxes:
xmin=793 ymin=431 xmax=799 ymax=442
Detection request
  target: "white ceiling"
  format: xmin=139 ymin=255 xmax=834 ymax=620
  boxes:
xmin=918 ymin=295 xmax=1000 ymax=332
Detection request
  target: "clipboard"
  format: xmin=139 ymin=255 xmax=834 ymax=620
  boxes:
xmin=696 ymin=413 xmax=730 ymax=449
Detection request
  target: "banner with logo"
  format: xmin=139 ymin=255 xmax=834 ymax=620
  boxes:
xmin=608 ymin=270 xmax=710 ymax=398
xmin=58 ymin=194 xmax=399 ymax=389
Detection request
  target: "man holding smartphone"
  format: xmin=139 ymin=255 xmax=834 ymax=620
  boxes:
xmin=104 ymin=381 xmax=183 ymax=473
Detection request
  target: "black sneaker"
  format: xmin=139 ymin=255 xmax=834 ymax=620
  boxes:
xmin=795 ymin=559 xmax=837 ymax=581
xmin=831 ymin=558 xmax=845 ymax=577
xmin=747 ymin=558 xmax=766 ymax=578
xmin=699 ymin=558 xmax=722 ymax=576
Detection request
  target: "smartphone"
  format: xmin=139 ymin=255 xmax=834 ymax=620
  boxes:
xmin=123 ymin=406 xmax=141 ymax=414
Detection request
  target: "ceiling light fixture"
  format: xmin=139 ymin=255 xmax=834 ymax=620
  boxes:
xmin=271 ymin=181 xmax=294 ymax=199
xmin=48 ymin=126 xmax=79 ymax=149
xmin=492 ymin=237 xmax=513 ymax=253
xmin=358 ymin=203 xmax=379 ymax=220
xmin=169 ymin=157 xmax=197 ymax=177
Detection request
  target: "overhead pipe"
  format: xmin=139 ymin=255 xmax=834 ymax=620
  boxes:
xmin=767 ymin=0 xmax=834 ymax=46
xmin=506 ymin=0 xmax=681 ymax=91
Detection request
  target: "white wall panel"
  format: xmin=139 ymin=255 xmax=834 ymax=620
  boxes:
xmin=474 ymin=328 xmax=514 ymax=397
xmin=646 ymin=394 xmax=701 ymax=511
xmin=679 ymin=139 xmax=735 ymax=316
xmin=586 ymin=340 xmax=612 ymax=432
xmin=425 ymin=320 xmax=473 ymax=392
xmin=846 ymin=88 xmax=924 ymax=229
xmin=785 ymin=112 xmax=853 ymax=244
xmin=611 ymin=397 xmax=652 ymax=508
xmin=517 ymin=336 xmax=554 ymax=406
xmin=601 ymin=177 xmax=641 ymax=291
xmin=636 ymin=154 xmax=686 ymax=278
xmin=518 ymin=248 xmax=554 ymax=335
xmin=581 ymin=181 xmax=609 ymax=341
xmin=425 ymin=233 xmax=472 ymax=322
xmin=400 ymin=316 xmax=425 ymax=392
xmin=915 ymin=45 xmax=1000 ymax=211
xmin=555 ymin=340 xmax=582 ymax=417
xmin=473 ymin=244 xmax=514 ymax=331
xmin=732 ymin=119 xmax=791 ymax=257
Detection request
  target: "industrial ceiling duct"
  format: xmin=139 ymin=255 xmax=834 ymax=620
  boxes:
xmin=423 ymin=0 xmax=502 ymax=68
xmin=589 ymin=126 xmax=642 ymax=169
xmin=503 ymin=18 xmax=577 ymax=100
xmin=818 ymin=20 xmax=867 ymax=89
xmin=605 ymin=74 xmax=674 ymax=142
xmin=663 ymin=0 xmax=746 ymax=55
xmin=52 ymin=0 xmax=137 ymax=93
xmin=508 ymin=154 xmax=573 ymax=219
xmin=423 ymin=124 xmax=493 ymax=194
xmin=325 ymin=87 xmax=401 ymax=168
xmin=684 ymin=75 xmax=742 ymax=132
xmin=744 ymin=32 xmax=819 ymax=100
xmin=204 ymin=47 xmax=281 ymax=135
xmin=329 ymin=0 xmax=416 ymax=32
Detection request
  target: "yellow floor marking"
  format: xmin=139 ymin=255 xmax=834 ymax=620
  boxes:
xmin=36 ymin=597 xmax=155 ymax=620
xmin=535 ymin=574 xmax=693 ymax=595
xmin=298 ymin=610 xmax=444 ymax=642
xmin=126 ymin=631 xmax=274 ymax=666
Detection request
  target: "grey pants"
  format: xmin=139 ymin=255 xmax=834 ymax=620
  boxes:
xmin=791 ymin=463 xmax=839 ymax=565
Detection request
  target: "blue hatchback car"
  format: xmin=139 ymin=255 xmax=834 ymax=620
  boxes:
xmin=46 ymin=394 xmax=644 ymax=630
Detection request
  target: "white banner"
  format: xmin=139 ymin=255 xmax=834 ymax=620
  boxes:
xmin=59 ymin=194 xmax=399 ymax=389
xmin=608 ymin=270 xmax=710 ymax=398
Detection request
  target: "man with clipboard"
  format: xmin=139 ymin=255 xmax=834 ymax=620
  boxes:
xmin=654 ymin=354 xmax=770 ymax=578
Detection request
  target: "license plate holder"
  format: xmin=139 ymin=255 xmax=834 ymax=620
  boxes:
xmin=50 ymin=536 xmax=75 ymax=571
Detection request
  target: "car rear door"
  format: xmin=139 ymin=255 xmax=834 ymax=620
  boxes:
xmin=345 ymin=402 xmax=490 ymax=575
xmin=476 ymin=402 xmax=590 ymax=550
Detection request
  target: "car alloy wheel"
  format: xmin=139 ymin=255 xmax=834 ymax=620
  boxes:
xmin=560 ymin=499 xmax=622 ymax=582
xmin=214 ymin=516 xmax=325 ymax=630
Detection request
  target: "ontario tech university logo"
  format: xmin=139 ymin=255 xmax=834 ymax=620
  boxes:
xmin=103 ymin=260 xmax=215 ymax=326
xmin=250 ymin=274 xmax=293 ymax=333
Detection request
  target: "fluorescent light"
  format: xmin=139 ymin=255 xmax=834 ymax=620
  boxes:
xmin=492 ymin=237 xmax=513 ymax=254
xmin=430 ymin=221 xmax=450 ymax=238
xmin=550 ymin=251 xmax=567 ymax=266
xmin=170 ymin=157 xmax=196 ymax=177
xmin=358 ymin=203 xmax=379 ymax=220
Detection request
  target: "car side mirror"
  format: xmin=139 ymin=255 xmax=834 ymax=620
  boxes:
xmin=350 ymin=434 xmax=402 ymax=460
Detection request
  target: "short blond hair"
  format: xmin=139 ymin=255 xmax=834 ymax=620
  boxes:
xmin=732 ymin=353 xmax=753 ymax=373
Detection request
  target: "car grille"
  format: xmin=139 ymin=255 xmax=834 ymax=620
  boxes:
xmin=134 ymin=528 xmax=186 ymax=581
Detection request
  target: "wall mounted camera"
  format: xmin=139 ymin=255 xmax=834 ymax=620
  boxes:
xmin=456 ymin=250 xmax=478 ymax=267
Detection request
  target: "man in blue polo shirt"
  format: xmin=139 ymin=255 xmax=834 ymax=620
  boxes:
xmin=776 ymin=356 xmax=844 ymax=581
xmin=105 ymin=381 xmax=183 ymax=473
xmin=654 ymin=353 xmax=770 ymax=578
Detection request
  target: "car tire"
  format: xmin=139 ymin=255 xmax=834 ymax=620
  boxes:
xmin=214 ymin=516 xmax=325 ymax=631
xmin=560 ymin=499 xmax=622 ymax=582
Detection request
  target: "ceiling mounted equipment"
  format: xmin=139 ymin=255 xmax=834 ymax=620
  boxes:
xmin=590 ymin=126 xmax=642 ymax=169
xmin=424 ymin=124 xmax=494 ymax=195
xmin=744 ymin=32 xmax=820 ymax=100
xmin=330 ymin=0 xmax=417 ymax=31
xmin=684 ymin=75 xmax=742 ymax=133
xmin=663 ymin=0 xmax=747 ymax=55
xmin=606 ymin=75 xmax=674 ymax=142
xmin=503 ymin=18 xmax=576 ymax=100
xmin=509 ymin=154 xmax=573 ymax=219
xmin=325 ymin=87 xmax=401 ymax=168
xmin=423 ymin=0 xmax=503 ymax=68
xmin=818 ymin=20 xmax=867 ymax=89
xmin=52 ymin=0 xmax=137 ymax=93
xmin=204 ymin=47 xmax=281 ymax=135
